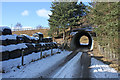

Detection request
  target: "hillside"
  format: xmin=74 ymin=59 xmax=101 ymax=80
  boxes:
xmin=12 ymin=29 xmax=49 ymax=37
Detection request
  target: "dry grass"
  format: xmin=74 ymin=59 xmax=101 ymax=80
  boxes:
xmin=91 ymin=40 xmax=119 ymax=72
xmin=12 ymin=29 xmax=49 ymax=37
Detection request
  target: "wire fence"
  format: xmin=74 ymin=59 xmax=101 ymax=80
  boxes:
xmin=12 ymin=27 xmax=50 ymax=31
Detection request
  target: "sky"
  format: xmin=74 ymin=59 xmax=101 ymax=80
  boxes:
xmin=2 ymin=2 xmax=52 ymax=28
xmin=1 ymin=1 xmax=89 ymax=29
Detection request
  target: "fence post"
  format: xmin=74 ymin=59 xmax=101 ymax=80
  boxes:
xmin=40 ymin=48 xmax=42 ymax=59
xmin=51 ymin=47 xmax=53 ymax=55
xmin=58 ymin=47 xmax=59 ymax=52
xmin=22 ymin=50 xmax=24 ymax=66
xmin=57 ymin=46 xmax=60 ymax=54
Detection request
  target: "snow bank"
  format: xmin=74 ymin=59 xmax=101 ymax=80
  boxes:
xmin=90 ymin=58 xmax=118 ymax=78
xmin=1 ymin=49 xmax=59 ymax=73
xmin=0 ymin=43 xmax=27 ymax=52
xmin=2 ymin=49 xmax=72 ymax=78
xmin=0 ymin=34 xmax=17 ymax=40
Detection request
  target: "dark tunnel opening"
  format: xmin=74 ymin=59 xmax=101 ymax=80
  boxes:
xmin=70 ymin=30 xmax=93 ymax=52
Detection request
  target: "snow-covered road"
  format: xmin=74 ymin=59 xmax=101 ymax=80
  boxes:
xmin=2 ymin=50 xmax=72 ymax=78
xmin=52 ymin=52 xmax=82 ymax=78
xmin=40 ymin=51 xmax=119 ymax=78
xmin=1 ymin=49 xmax=119 ymax=79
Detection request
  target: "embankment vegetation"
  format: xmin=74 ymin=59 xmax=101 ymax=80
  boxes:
xmin=48 ymin=1 xmax=119 ymax=71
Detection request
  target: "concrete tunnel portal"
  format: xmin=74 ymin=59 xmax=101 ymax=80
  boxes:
xmin=70 ymin=30 xmax=93 ymax=52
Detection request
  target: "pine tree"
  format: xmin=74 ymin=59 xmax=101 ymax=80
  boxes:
xmin=85 ymin=2 xmax=119 ymax=70
xmin=48 ymin=1 xmax=86 ymax=40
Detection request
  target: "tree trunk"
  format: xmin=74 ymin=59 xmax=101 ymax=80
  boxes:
xmin=57 ymin=30 xmax=59 ymax=35
xmin=70 ymin=26 xmax=72 ymax=35
xmin=63 ymin=30 xmax=65 ymax=40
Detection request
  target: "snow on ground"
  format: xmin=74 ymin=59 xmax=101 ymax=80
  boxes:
xmin=53 ymin=52 xmax=82 ymax=78
xmin=70 ymin=32 xmax=78 ymax=36
xmin=1 ymin=49 xmax=119 ymax=79
xmin=2 ymin=49 xmax=72 ymax=78
xmin=0 ymin=43 xmax=27 ymax=52
xmin=0 ymin=65 xmax=2 ymax=80
xmin=37 ymin=32 xmax=43 ymax=35
xmin=0 ymin=26 xmax=11 ymax=32
xmin=80 ymin=43 xmax=89 ymax=45
xmin=1 ymin=49 xmax=59 ymax=73
xmin=21 ymin=34 xmax=37 ymax=40
xmin=0 ymin=34 xmax=17 ymax=40
xmin=90 ymin=58 xmax=119 ymax=78
xmin=30 ymin=36 xmax=39 ymax=40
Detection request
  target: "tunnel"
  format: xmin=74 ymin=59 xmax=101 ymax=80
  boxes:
xmin=70 ymin=30 xmax=93 ymax=52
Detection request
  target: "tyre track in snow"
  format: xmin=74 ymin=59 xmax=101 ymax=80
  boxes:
xmin=80 ymin=52 xmax=91 ymax=78
xmin=37 ymin=49 xmax=91 ymax=78
xmin=52 ymin=52 xmax=82 ymax=78
xmin=52 ymin=51 xmax=91 ymax=78
xmin=37 ymin=49 xmax=80 ymax=78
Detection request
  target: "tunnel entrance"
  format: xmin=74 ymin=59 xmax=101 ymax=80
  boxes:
xmin=70 ymin=30 xmax=93 ymax=52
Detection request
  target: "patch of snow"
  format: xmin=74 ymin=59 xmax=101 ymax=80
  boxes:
xmin=85 ymin=29 xmax=93 ymax=32
xmin=21 ymin=34 xmax=39 ymax=40
xmin=0 ymin=43 xmax=27 ymax=52
xmin=90 ymin=58 xmax=118 ymax=78
xmin=32 ymin=43 xmax=36 ymax=47
xmin=0 ymin=73 xmax=2 ymax=80
xmin=37 ymin=32 xmax=43 ymax=35
xmin=80 ymin=43 xmax=89 ymax=45
xmin=45 ymin=37 xmax=52 ymax=38
xmin=2 ymin=49 xmax=72 ymax=78
xmin=70 ymin=32 xmax=78 ymax=36
xmin=90 ymin=39 xmax=94 ymax=51
xmin=21 ymin=34 xmax=32 ymax=40
xmin=0 ymin=34 xmax=17 ymax=40
xmin=30 ymin=36 xmax=39 ymax=40
xmin=22 ymin=26 xmax=33 ymax=29
xmin=0 ymin=26 xmax=11 ymax=31
xmin=52 ymin=42 xmax=57 ymax=44
xmin=40 ymin=43 xmax=45 ymax=46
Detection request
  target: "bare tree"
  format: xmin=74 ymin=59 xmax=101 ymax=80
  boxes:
xmin=14 ymin=22 xmax=22 ymax=31
xmin=36 ymin=25 xmax=42 ymax=29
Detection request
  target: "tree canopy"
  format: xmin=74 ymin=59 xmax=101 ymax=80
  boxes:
xmin=48 ymin=2 xmax=86 ymax=39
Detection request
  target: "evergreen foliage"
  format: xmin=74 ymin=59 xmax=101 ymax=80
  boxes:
xmin=86 ymin=2 xmax=119 ymax=63
xmin=48 ymin=1 xmax=86 ymax=40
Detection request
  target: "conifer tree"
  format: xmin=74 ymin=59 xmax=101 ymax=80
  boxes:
xmin=48 ymin=1 xmax=86 ymax=40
